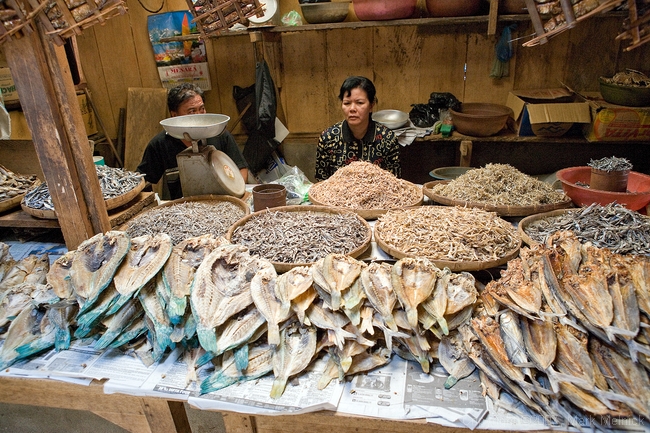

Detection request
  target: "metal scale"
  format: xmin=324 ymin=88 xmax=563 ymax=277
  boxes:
xmin=159 ymin=114 xmax=246 ymax=198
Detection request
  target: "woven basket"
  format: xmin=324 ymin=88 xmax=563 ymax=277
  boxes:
xmin=186 ymin=0 xmax=265 ymax=38
xmin=0 ymin=0 xmax=127 ymax=45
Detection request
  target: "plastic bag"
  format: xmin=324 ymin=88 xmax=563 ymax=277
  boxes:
xmin=270 ymin=166 xmax=312 ymax=205
xmin=281 ymin=10 xmax=303 ymax=26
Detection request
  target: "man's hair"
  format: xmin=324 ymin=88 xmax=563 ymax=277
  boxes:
xmin=168 ymin=83 xmax=204 ymax=113
xmin=338 ymin=76 xmax=377 ymax=104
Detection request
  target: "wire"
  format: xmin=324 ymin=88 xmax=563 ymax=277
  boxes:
xmin=136 ymin=0 xmax=164 ymax=14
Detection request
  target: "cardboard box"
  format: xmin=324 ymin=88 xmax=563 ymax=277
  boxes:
xmin=9 ymin=93 xmax=98 ymax=139
xmin=581 ymin=92 xmax=650 ymax=142
xmin=506 ymin=88 xmax=592 ymax=137
xmin=0 ymin=67 xmax=19 ymax=104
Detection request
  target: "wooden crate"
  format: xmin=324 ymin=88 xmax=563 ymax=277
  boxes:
xmin=186 ymin=0 xmax=265 ymax=38
xmin=0 ymin=0 xmax=127 ymax=45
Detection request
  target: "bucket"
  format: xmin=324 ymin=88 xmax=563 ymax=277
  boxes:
xmin=93 ymin=156 xmax=105 ymax=166
xmin=590 ymin=168 xmax=629 ymax=192
xmin=253 ymin=184 xmax=286 ymax=211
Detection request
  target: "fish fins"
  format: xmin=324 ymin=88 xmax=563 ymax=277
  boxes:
xmin=234 ymin=345 xmax=249 ymax=374
xmin=197 ymin=325 xmax=218 ymax=354
xmin=54 ymin=327 xmax=71 ymax=351
xmin=167 ymin=296 xmax=187 ymax=325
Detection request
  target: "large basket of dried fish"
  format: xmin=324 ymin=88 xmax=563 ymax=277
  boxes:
xmin=308 ymin=161 xmax=423 ymax=220
xmin=374 ymin=206 xmax=521 ymax=271
xmin=0 ymin=165 xmax=40 ymax=213
xmin=518 ymin=203 xmax=650 ymax=256
xmin=121 ymin=194 xmax=249 ymax=245
xmin=21 ymin=166 xmax=145 ymax=219
xmin=227 ymin=205 xmax=372 ymax=273
xmin=423 ymin=163 xmax=573 ymax=217
xmin=0 ymin=0 xmax=127 ymax=45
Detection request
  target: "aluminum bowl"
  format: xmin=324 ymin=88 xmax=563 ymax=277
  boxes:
xmin=599 ymin=77 xmax=650 ymax=107
xmin=450 ymin=103 xmax=512 ymax=137
xmin=300 ymin=2 xmax=350 ymax=24
xmin=160 ymin=114 xmax=230 ymax=140
xmin=372 ymin=109 xmax=409 ymax=129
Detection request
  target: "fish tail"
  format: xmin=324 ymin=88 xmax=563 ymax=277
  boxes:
xmin=167 ymin=296 xmax=187 ymax=325
xmin=330 ymin=290 xmax=341 ymax=311
xmin=105 ymin=294 xmax=131 ymax=317
xmin=407 ymin=308 xmax=419 ymax=329
xmin=444 ymin=376 xmax=459 ymax=389
xmin=197 ymin=326 xmax=219 ymax=354
xmin=437 ymin=316 xmax=449 ymax=336
xmin=196 ymin=350 xmax=215 ymax=368
xmin=267 ymin=323 xmax=281 ymax=346
xmin=74 ymin=325 xmax=93 ymax=339
xmin=55 ymin=327 xmax=71 ymax=351
xmin=154 ymin=325 xmax=174 ymax=354
xmin=94 ymin=329 xmax=121 ymax=350
xmin=200 ymin=373 xmax=236 ymax=395
xmin=234 ymin=345 xmax=249 ymax=374
xmin=270 ymin=376 xmax=288 ymax=399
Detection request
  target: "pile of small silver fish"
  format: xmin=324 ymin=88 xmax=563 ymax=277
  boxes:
xmin=125 ymin=201 xmax=246 ymax=245
xmin=22 ymin=165 xmax=144 ymax=210
xmin=523 ymin=203 xmax=650 ymax=256
xmin=376 ymin=206 xmax=520 ymax=262
xmin=0 ymin=164 xmax=39 ymax=202
xmin=231 ymin=209 xmax=369 ymax=264
xmin=588 ymin=156 xmax=633 ymax=173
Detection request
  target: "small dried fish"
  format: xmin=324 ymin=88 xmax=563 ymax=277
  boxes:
xmin=439 ymin=330 xmax=476 ymax=389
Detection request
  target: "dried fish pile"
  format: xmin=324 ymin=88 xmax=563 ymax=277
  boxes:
xmin=430 ymin=163 xmax=567 ymax=207
xmin=523 ymin=203 xmax=650 ymax=256
xmin=0 ymin=165 xmax=39 ymax=203
xmin=231 ymin=209 xmax=369 ymax=264
xmin=125 ymin=201 xmax=245 ymax=245
xmin=22 ymin=165 xmax=143 ymax=210
xmin=376 ymin=206 xmax=520 ymax=263
xmin=470 ymin=231 xmax=650 ymax=429
xmin=588 ymin=156 xmax=632 ymax=172
xmin=309 ymin=161 xmax=421 ymax=210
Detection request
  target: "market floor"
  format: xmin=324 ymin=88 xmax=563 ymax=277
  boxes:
xmin=0 ymin=402 xmax=226 ymax=433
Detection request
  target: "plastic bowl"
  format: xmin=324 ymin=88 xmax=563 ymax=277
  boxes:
xmin=450 ymin=103 xmax=513 ymax=137
xmin=373 ymin=109 xmax=409 ymax=129
xmin=300 ymin=2 xmax=350 ymax=24
xmin=556 ymin=166 xmax=650 ymax=211
xmin=160 ymin=114 xmax=230 ymax=140
xmin=599 ymin=77 xmax=650 ymax=107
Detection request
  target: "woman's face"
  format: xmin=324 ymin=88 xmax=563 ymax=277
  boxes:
xmin=172 ymin=94 xmax=206 ymax=116
xmin=342 ymin=87 xmax=374 ymax=128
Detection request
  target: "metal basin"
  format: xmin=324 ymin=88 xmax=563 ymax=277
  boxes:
xmin=160 ymin=113 xmax=230 ymax=140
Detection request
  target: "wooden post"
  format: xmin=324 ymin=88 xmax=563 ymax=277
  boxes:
xmin=3 ymin=23 xmax=110 ymax=249
xmin=459 ymin=140 xmax=473 ymax=167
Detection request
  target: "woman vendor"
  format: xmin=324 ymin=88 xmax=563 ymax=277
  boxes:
xmin=315 ymin=76 xmax=401 ymax=181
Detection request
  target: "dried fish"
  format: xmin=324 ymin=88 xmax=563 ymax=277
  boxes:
xmin=322 ymin=253 xmax=363 ymax=311
xmin=0 ymin=164 xmax=39 ymax=202
xmin=46 ymin=251 xmax=76 ymax=299
xmin=201 ymin=343 xmax=274 ymax=394
xmin=392 ymin=257 xmax=439 ymax=328
xmin=251 ymin=264 xmax=289 ymax=346
xmin=438 ymin=330 xmax=476 ymax=389
xmin=360 ymin=262 xmax=398 ymax=331
xmin=270 ymin=320 xmax=317 ymax=399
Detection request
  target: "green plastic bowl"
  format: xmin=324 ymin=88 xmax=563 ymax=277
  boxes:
xmin=599 ymin=77 xmax=650 ymax=107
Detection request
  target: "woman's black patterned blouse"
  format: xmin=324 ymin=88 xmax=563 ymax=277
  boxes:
xmin=315 ymin=119 xmax=401 ymax=181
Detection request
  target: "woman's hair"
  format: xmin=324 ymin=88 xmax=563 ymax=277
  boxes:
xmin=168 ymin=83 xmax=204 ymax=113
xmin=338 ymin=76 xmax=376 ymax=103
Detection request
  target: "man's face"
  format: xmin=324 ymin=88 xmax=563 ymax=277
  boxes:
xmin=172 ymin=94 xmax=206 ymax=116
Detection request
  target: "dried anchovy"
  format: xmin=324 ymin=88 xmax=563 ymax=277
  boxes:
xmin=309 ymin=161 xmax=421 ymax=210
xmin=231 ymin=210 xmax=368 ymax=264
xmin=588 ymin=156 xmax=633 ymax=172
xmin=430 ymin=163 xmax=567 ymax=206
xmin=125 ymin=201 xmax=245 ymax=245
xmin=22 ymin=165 xmax=144 ymax=210
xmin=0 ymin=164 xmax=39 ymax=201
xmin=523 ymin=203 xmax=650 ymax=256
xmin=375 ymin=206 xmax=520 ymax=262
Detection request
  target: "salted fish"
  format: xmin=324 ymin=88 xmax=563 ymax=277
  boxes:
xmin=421 ymin=267 xmax=450 ymax=335
xmin=310 ymin=258 xmax=332 ymax=305
xmin=623 ymin=255 xmax=650 ymax=317
xmin=502 ymin=259 xmax=542 ymax=315
xmin=554 ymin=324 xmax=595 ymax=390
xmin=191 ymin=244 xmax=259 ymax=354
xmin=270 ymin=320 xmax=317 ymax=399
xmin=394 ymin=334 xmax=430 ymax=373
xmin=445 ymin=271 xmax=478 ymax=315
xmin=138 ymin=278 xmax=174 ymax=356
xmin=162 ymin=234 xmax=224 ymax=324
xmin=74 ymin=281 xmax=119 ymax=338
xmin=0 ymin=254 xmax=49 ymax=293
xmin=317 ymin=340 xmax=369 ymax=389
xmin=394 ymin=309 xmax=429 ymax=352
xmin=520 ymin=315 xmax=556 ymax=371
xmin=439 ymin=330 xmax=476 ymax=389
xmin=201 ymin=343 xmax=274 ymax=394
xmin=110 ymin=233 xmax=173 ymax=316
xmin=0 ymin=303 xmax=55 ymax=368
xmin=46 ymin=298 xmax=78 ymax=351
xmin=391 ymin=257 xmax=438 ymax=328
xmin=46 ymin=251 xmax=76 ymax=299
xmin=341 ymin=276 xmax=366 ymax=326
xmin=291 ymin=286 xmax=317 ymax=326
xmin=251 ymin=263 xmax=291 ymax=346
xmin=70 ymin=231 xmax=130 ymax=311
xmin=94 ymin=298 xmax=143 ymax=350
xmin=0 ymin=242 xmax=15 ymax=283
xmin=322 ymin=253 xmax=363 ymax=311
xmin=0 ymin=284 xmax=34 ymax=329
xmin=215 ymin=306 xmax=266 ymax=356
xmin=499 ymin=310 xmax=534 ymax=381
xmin=360 ymin=262 xmax=397 ymax=331
xmin=346 ymin=346 xmax=392 ymax=377
xmin=306 ymin=300 xmax=356 ymax=350
xmin=609 ymin=257 xmax=641 ymax=342
xmin=280 ymin=266 xmax=313 ymax=302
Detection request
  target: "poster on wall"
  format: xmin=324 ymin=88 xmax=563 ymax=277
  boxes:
xmin=147 ymin=11 xmax=212 ymax=91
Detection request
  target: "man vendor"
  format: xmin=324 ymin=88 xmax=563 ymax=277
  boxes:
xmin=137 ymin=83 xmax=248 ymax=200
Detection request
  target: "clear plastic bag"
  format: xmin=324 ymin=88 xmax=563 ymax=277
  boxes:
xmin=270 ymin=166 xmax=312 ymax=205
xmin=281 ymin=10 xmax=303 ymax=26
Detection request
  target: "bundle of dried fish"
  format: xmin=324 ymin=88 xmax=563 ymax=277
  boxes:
xmin=429 ymin=163 xmax=567 ymax=207
xmin=523 ymin=203 xmax=650 ymax=256
xmin=125 ymin=201 xmax=245 ymax=245
xmin=231 ymin=209 xmax=369 ymax=264
xmin=376 ymin=206 xmax=520 ymax=263
xmin=0 ymin=164 xmax=39 ymax=202
xmin=22 ymin=165 xmax=143 ymax=210
xmin=309 ymin=161 xmax=422 ymax=210
xmin=0 ymin=253 xmax=49 ymax=294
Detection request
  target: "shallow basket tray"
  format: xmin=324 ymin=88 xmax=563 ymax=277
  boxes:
xmin=517 ymin=208 xmax=580 ymax=247
xmin=374 ymin=208 xmax=521 ymax=272
xmin=226 ymin=204 xmax=372 ymax=273
xmin=0 ymin=192 xmax=28 ymax=213
xmin=308 ymin=182 xmax=424 ymax=220
xmin=22 ymin=178 xmax=146 ymax=220
xmin=422 ymin=180 xmax=573 ymax=217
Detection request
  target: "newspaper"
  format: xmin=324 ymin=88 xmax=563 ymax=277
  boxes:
xmin=5 ymin=240 xmax=67 ymax=265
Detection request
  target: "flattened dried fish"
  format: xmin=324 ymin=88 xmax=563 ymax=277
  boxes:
xmin=251 ymin=264 xmax=289 ymax=346
xmin=321 ymin=254 xmax=363 ymax=311
xmin=392 ymin=257 xmax=438 ymax=328
xmin=270 ymin=320 xmax=317 ymax=399
xmin=200 ymin=343 xmax=274 ymax=394
xmin=46 ymin=251 xmax=75 ymax=299
xmin=46 ymin=298 xmax=78 ymax=351
xmin=0 ymin=304 xmax=55 ymax=368
xmin=439 ymin=330 xmax=476 ymax=389
xmin=360 ymin=262 xmax=397 ymax=331
xmin=215 ymin=306 xmax=266 ymax=356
